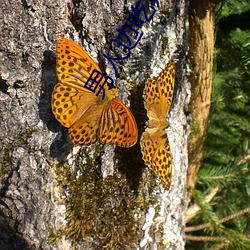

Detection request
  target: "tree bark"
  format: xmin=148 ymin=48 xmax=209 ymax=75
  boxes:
xmin=0 ymin=0 xmax=189 ymax=249
xmin=187 ymin=0 xmax=220 ymax=203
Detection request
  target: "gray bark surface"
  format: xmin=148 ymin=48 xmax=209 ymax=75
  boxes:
xmin=0 ymin=0 xmax=189 ymax=249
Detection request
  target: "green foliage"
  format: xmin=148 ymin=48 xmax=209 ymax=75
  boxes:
xmin=192 ymin=189 xmax=224 ymax=233
xmin=218 ymin=0 xmax=250 ymax=17
xmin=187 ymin=2 xmax=250 ymax=249
xmin=197 ymin=165 xmax=239 ymax=188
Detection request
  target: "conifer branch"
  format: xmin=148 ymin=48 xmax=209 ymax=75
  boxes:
xmin=186 ymin=206 xmax=250 ymax=232
xmin=236 ymin=149 xmax=250 ymax=168
xmin=186 ymin=187 xmax=219 ymax=222
xmin=185 ymin=235 xmax=227 ymax=242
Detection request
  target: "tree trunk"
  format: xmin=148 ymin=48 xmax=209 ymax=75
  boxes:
xmin=0 ymin=0 xmax=189 ymax=249
xmin=187 ymin=0 xmax=220 ymax=203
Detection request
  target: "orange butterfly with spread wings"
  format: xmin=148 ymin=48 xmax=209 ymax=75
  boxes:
xmin=52 ymin=38 xmax=138 ymax=147
xmin=140 ymin=61 xmax=175 ymax=189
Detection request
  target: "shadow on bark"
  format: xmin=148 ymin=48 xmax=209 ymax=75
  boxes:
xmin=116 ymin=81 xmax=147 ymax=191
xmin=0 ymin=210 xmax=32 ymax=250
xmin=39 ymin=50 xmax=73 ymax=161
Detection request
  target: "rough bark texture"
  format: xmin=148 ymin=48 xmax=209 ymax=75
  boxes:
xmin=187 ymin=0 xmax=219 ymax=203
xmin=0 ymin=0 xmax=189 ymax=249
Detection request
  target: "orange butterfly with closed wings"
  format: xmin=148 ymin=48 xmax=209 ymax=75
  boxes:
xmin=52 ymin=38 xmax=138 ymax=147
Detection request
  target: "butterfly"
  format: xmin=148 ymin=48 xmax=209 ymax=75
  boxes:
xmin=140 ymin=60 xmax=175 ymax=189
xmin=51 ymin=38 xmax=138 ymax=147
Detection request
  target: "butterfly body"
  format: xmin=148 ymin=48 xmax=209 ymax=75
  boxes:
xmin=147 ymin=117 xmax=169 ymax=130
xmin=102 ymin=88 xmax=118 ymax=102
xmin=52 ymin=38 xmax=138 ymax=147
xmin=140 ymin=61 xmax=175 ymax=190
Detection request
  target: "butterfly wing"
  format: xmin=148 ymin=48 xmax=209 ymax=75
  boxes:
xmin=140 ymin=60 xmax=175 ymax=189
xmin=52 ymin=83 xmax=96 ymax=128
xmin=68 ymin=101 xmax=106 ymax=145
xmin=140 ymin=128 xmax=172 ymax=190
xmin=56 ymin=38 xmax=104 ymax=91
xmin=143 ymin=60 xmax=175 ymax=120
xmin=52 ymin=37 xmax=109 ymax=129
xmin=52 ymin=38 xmax=138 ymax=147
xmin=98 ymin=98 xmax=138 ymax=147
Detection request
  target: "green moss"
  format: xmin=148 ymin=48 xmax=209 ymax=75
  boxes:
xmin=0 ymin=126 xmax=38 ymax=178
xmin=25 ymin=126 xmax=38 ymax=138
xmin=51 ymin=150 xmax=157 ymax=248
xmin=189 ymin=120 xmax=201 ymax=138
xmin=119 ymin=73 xmax=139 ymax=92
xmin=161 ymin=36 xmax=170 ymax=56
xmin=119 ymin=71 xmax=127 ymax=81
xmin=159 ymin=1 xmax=171 ymax=17
xmin=0 ymin=144 xmax=12 ymax=178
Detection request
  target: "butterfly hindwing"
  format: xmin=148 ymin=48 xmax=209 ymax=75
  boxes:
xmin=98 ymin=98 xmax=138 ymax=147
xmin=68 ymin=109 xmax=101 ymax=145
xmin=141 ymin=128 xmax=172 ymax=190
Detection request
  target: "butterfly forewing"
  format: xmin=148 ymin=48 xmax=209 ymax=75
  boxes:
xmin=158 ymin=60 xmax=175 ymax=117
xmin=52 ymin=83 xmax=79 ymax=127
xmin=56 ymin=38 xmax=105 ymax=92
xmin=143 ymin=60 xmax=175 ymax=119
